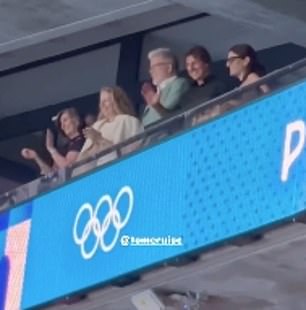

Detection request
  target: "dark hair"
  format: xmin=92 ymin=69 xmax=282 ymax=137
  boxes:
xmin=185 ymin=46 xmax=212 ymax=65
xmin=229 ymin=44 xmax=266 ymax=76
xmin=55 ymin=107 xmax=83 ymax=137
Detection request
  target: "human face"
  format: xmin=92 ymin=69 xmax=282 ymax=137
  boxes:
xmin=60 ymin=112 xmax=79 ymax=137
xmin=84 ymin=114 xmax=96 ymax=127
xmin=185 ymin=55 xmax=209 ymax=84
xmin=149 ymin=55 xmax=172 ymax=86
xmin=99 ymin=91 xmax=116 ymax=121
xmin=226 ymin=51 xmax=248 ymax=78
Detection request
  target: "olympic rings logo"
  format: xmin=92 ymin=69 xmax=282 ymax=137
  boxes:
xmin=73 ymin=186 xmax=134 ymax=259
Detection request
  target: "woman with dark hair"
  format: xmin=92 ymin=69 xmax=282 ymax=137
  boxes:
xmin=21 ymin=108 xmax=85 ymax=175
xmin=226 ymin=44 xmax=269 ymax=93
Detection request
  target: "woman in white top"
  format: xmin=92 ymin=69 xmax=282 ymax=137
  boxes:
xmin=75 ymin=86 xmax=143 ymax=171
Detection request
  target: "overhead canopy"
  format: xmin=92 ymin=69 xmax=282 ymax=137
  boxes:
xmin=1 ymin=0 xmax=306 ymax=71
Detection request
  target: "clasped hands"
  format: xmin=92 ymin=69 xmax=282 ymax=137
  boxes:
xmin=141 ymin=82 xmax=161 ymax=107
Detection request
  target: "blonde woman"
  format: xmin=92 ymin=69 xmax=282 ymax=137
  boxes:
xmin=74 ymin=86 xmax=143 ymax=173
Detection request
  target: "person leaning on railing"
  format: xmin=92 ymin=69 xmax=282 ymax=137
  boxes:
xmin=182 ymin=45 xmax=228 ymax=125
xmin=182 ymin=45 xmax=228 ymax=109
xmin=73 ymin=86 xmax=144 ymax=176
xmin=192 ymin=44 xmax=271 ymax=125
xmin=227 ymin=44 xmax=269 ymax=91
xmin=21 ymin=108 xmax=85 ymax=175
xmin=224 ymin=44 xmax=270 ymax=107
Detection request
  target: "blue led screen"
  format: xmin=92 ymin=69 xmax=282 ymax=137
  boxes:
xmin=1 ymin=80 xmax=306 ymax=309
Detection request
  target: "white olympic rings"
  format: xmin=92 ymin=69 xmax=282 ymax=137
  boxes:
xmin=73 ymin=186 xmax=134 ymax=259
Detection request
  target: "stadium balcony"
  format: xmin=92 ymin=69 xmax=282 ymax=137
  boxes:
xmin=1 ymin=55 xmax=306 ymax=309
xmin=1 ymin=56 xmax=306 ymax=211
xmin=2 ymin=1 xmax=306 ymax=309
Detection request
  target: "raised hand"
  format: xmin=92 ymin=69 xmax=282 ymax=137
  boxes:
xmin=45 ymin=129 xmax=55 ymax=152
xmin=21 ymin=148 xmax=38 ymax=160
xmin=141 ymin=82 xmax=160 ymax=106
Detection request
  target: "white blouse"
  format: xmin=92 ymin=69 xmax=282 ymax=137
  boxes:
xmin=81 ymin=114 xmax=143 ymax=154
xmin=74 ymin=114 xmax=143 ymax=174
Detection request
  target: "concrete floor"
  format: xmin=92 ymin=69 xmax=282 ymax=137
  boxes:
xmin=45 ymin=222 xmax=306 ymax=310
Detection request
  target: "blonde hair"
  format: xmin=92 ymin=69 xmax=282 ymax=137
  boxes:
xmin=98 ymin=86 xmax=135 ymax=120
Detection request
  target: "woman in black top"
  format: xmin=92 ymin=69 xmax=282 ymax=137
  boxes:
xmin=226 ymin=44 xmax=269 ymax=94
xmin=21 ymin=108 xmax=85 ymax=175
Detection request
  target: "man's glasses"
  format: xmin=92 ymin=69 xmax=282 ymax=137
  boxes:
xmin=149 ymin=62 xmax=170 ymax=71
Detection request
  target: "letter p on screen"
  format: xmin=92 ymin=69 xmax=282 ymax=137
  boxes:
xmin=281 ymin=120 xmax=305 ymax=182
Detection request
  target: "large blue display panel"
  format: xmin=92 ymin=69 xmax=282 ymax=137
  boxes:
xmin=1 ymin=80 xmax=306 ymax=309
